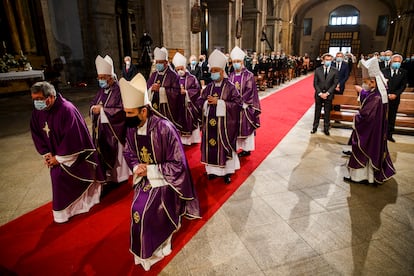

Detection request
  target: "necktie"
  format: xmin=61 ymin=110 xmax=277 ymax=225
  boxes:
xmin=393 ymin=69 xmax=397 ymax=77
xmin=324 ymin=68 xmax=328 ymax=79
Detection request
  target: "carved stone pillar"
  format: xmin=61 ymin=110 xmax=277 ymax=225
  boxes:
xmin=15 ymin=0 xmax=31 ymax=53
xmin=3 ymin=0 xmax=22 ymax=53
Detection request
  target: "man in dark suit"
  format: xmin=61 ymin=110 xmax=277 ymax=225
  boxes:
xmin=333 ymin=51 xmax=350 ymax=94
xmin=311 ymin=53 xmax=338 ymax=136
xmin=381 ymin=54 xmax=408 ymax=142
xmin=121 ymin=56 xmax=138 ymax=81
xmin=187 ymin=54 xmax=202 ymax=83
xmin=379 ymin=50 xmax=393 ymax=70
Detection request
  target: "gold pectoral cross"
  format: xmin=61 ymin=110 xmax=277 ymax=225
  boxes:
xmin=43 ymin=122 xmax=50 ymax=138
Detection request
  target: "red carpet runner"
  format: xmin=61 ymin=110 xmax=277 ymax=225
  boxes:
xmin=0 ymin=75 xmax=314 ymax=276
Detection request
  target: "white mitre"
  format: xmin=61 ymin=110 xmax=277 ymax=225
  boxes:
xmin=154 ymin=47 xmax=168 ymax=61
xmin=361 ymin=57 xmax=388 ymax=103
xmin=95 ymin=55 xmax=114 ymax=75
xmin=119 ymin=73 xmax=150 ymax=108
xmin=208 ymin=49 xmax=227 ymax=69
xmin=230 ymin=46 xmax=246 ymax=61
xmin=172 ymin=52 xmax=187 ymax=67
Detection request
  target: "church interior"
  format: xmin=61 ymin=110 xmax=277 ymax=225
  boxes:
xmin=0 ymin=0 xmax=413 ymax=275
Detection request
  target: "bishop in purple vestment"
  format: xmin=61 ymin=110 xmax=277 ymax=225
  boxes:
xmin=30 ymin=81 xmax=103 ymax=223
xmin=344 ymin=57 xmax=395 ymax=185
xmin=147 ymin=47 xmax=182 ymax=131
xmin=172 ymin=52 xmax=201 ymax=145
xmin=119 ymin=74 xmax=200 ymax=271
xmin=91 ymin=55 xmax=130 ymax=186
xmin=229 ymin=46 xmax=261 ymax=157
xmin=196 ymin=50 xmax=243 ymax=184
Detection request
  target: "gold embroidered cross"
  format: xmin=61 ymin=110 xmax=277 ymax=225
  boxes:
xmin=43 ymin=122 xmax=50 ymax=138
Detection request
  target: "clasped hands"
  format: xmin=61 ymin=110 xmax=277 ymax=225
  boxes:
xmin=92 ymin=104 xmax=102 ymax=114
xmin=134 ymin=163 xmax=147 ymax=177
xmin=319 ymin=92 xmax=329 ymax=100
xmin=44 ymin=153 xmax=59 ymax=168
xmin=151 ymin=83 xmax=160 ymax=92
xmin=207 ymin=95 xmax=218 ymax=105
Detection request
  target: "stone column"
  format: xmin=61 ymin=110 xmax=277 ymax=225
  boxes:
xmin=3 ymin=0 xmax=21 ymax=53
xmin=15 ymin=0 xmax=31 ymax=53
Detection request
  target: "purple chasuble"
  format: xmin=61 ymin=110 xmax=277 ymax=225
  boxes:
xmin=196 ymin=78 xmax=242 ymax=166
xmin=348 ymin=89 xmax=395 ymax=182
xmin=90 ymin=83 xmax=126 ymax=169
xmin=229 ymin=68 xmax=261 ymax=137
xmin=123 ymin=114 xmax=200 ymax=260
xmin=147 ymin=67 xmax=182 ymax=131
xmin=179 ymin=72 xmax=201 ymax=136
xmin=30 ymin=94 xmax=103 ymax=211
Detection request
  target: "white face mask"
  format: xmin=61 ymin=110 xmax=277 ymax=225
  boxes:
xmin=177 ymin=70 xmax=185 ymax=77
xmin=362 ymin=83 xmax=370 ymax=91
xmin=125 ymin=61 xmax=131 ymax=66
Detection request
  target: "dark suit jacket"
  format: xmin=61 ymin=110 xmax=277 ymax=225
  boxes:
xmin=381 ymin=67 xmax=408 ymax=97
xmin=332 ymin=61 xmax=349 ymax=92
xmin=122 ymin=64 xmax=138 ymax=81
xmin=313 ymin=66 xmax=338 ymax=100
xmin=379 ymin=60 xmax=391 ymax=70
xmin=187 ymin=64 xmax=202 ymax=81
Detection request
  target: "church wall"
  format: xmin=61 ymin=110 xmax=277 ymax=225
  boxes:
xmin=300 ymin=0 xmax=390 ymax=58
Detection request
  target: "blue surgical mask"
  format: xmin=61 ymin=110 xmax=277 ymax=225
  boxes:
xmin=233 ymin=62 xmax=242 ymax=70
xmin=156 ymin=63 xmax=165 ymax=72
xmin=384 ymin=56 xmax=391 ymax=61
xmin=211 ymin=72 xmax=221 ymax=81
xmin=391 ymin=62 xmax=401 ymax=70
xmin=336 ymin=57 xmax=343 ymax=63
xmin=191 ymin=60 xmax=197 ymax=65
xmin=324 ymin=61 xmax=332 ymax=67
xmin=380 ymin=56 xmax=386 ymax=61
xmin=34 ymin=100 xmax=47 ymax=111
xmin=98 ymin=79 xmax=108 ymax=89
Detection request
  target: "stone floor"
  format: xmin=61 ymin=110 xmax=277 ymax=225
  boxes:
xmin=0 ymin=76 xmax=413 ymax=275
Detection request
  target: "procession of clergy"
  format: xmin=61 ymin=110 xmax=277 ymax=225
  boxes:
xmin=30 ymin=46 xmax=262 ymax=271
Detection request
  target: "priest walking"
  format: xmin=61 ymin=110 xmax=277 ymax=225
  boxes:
xmin=91 ymin=55 xmax=130 ymax=189
xmin=119 ymin=74 xmax=200 ymax=271
xmin=344 ymin=57 xmax=395 ymax=185
xmin=146 ymin=47 xmax=182 ymax=131
xmin=172 ymin=52 xmax=202 ymax=145
xmin=229 ymin=46 xmax=261 ymax=157
xmin=30 ymin=81 xmax=103 ymax=223
xmin=196 ymin=49 xmax=243 ymax=184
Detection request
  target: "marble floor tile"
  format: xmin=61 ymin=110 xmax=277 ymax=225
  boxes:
xmin=261 ymin=190 xmax=326 ymax=220
xmin=238 ymin=222 xmax=319 ymax=270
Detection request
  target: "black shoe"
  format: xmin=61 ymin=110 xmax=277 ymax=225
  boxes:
xmin=324 ymin=130 xmax=330 ymax=136
xmin=224 ymin=174 xmax=231 ymax=184
xmin=238 ymin=150 xmax=251 ymax=157
xmin=207 ymin=174 xmax=218 ymax=180
xmin=343 ymin=177 xmax=369 ymax=185
xmin=388 ymin=137 xmax=396 ymax=142
xmin=342 ymin=150 xmax=351 ymax=156
xmin=310 ymin=129 xmax=317 ymax=134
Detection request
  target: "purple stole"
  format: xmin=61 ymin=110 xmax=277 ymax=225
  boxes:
xmin=204 ymin=85 xmax=228 ymax=166
xmin=150 ymin=73 xmax=167 ymax=112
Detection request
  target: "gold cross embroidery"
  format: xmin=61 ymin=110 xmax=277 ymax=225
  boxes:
xmin=139 ymin=146 xmax=154 ymax=164
xmin=43 ymin=122 xmax=50 ymax=138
